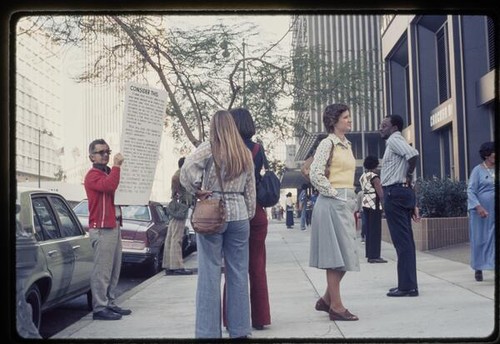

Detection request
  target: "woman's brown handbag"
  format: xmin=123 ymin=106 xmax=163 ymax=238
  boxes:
xmin=191 ymin=196 xmax=226 ymax=234
xmin=190 ymin=155 xmax=227 ymax=234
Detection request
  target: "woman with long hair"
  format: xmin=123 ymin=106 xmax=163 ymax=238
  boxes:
xmin=180 ymin=110 xmax=256 ymax=338
xmin=309 ymin=103 xmax=360 ymax=321
xmin=224 ymin=107 xmax=271 ymax=330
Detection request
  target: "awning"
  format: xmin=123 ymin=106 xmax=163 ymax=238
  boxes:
xmin=280 ymin=168 xmax=310 ymax=189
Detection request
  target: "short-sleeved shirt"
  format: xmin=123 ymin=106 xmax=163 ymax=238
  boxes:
xmin=380 ymin=132 xmax=419 ymax=186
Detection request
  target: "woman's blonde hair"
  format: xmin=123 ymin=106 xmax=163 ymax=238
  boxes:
xmin=210 ymin=110 xmax=253 ymax=180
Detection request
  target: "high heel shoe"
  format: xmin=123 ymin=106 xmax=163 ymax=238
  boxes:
xmin=315 ymin=298 xmax=329 ymax=313
xmin=329 ymin=308 xmax=359 ymax=321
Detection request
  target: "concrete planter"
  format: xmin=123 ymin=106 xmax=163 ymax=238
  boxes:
xmin=382 ymin=216 xmax=469 ymax=251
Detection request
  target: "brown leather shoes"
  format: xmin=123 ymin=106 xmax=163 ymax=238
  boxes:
xmin=315 ymin=297 xmax=329 ymax=313
xmin=329 ymin=308 xmax=359 ymax=321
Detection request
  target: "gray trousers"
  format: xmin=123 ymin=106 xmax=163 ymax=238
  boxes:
xmin=89 ymin=226 xmax=122 ymax=312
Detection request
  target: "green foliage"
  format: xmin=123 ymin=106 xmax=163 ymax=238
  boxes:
xmin=416 ymin=177 xmax=467 ymax=218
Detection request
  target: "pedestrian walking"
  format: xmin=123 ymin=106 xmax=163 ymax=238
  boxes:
xmin=379 ymin=114 xmax=420 ymax=297
xmin=467 ymin=141 xmax=495 ymax=282
xmin=299 ymin=184 xmax=308 ymax=230
xmin=359 ymin=156 xmax=387 ymax=263
xmin=163 ymin=157 xmax=193 ymax=275
xmin=285 ymin=192 xmax=294 ymax=228
xmin=180 ymin=110 xmax=255 ymax=339
xmin=84 ymin=139 xmax=131 ymax=320
xmin=309 ymin=103 xmax=360 ymax=321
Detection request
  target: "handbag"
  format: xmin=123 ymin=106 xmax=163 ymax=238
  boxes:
xmin=167 ymin=197 xmax=189 ymax=220
xmin=190 ymin=156 xmax=227 ymax=234
xmin=252 ymin=144 xmax=281 ymax=207
xmin=301 ymin=138 xmax=334 ymax=183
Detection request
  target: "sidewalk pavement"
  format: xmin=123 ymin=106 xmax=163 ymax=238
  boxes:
xmin=54 ymin=220 xmax=497 ymax=341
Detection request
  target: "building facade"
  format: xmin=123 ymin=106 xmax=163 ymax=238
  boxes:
xmin=382 ymin=15 xmax=495 ymax=181
xmin=15 ymin=17 xmax=64 ymax=185
xmin=283 ymin=14 xmax=385 ymax=189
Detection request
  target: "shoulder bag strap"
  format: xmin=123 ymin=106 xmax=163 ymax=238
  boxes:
xmin=251 ymin=143 xmax=260 ymax=159
xmin=210 ymin=146 xmax=226 ymax=203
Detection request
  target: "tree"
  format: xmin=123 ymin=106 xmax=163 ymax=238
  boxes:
xmin=19 ymin=15 xmax=295 ymax=152
xmin=291 ymin=44 xmax=383 ymax=136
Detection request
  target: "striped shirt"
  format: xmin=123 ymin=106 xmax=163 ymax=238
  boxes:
xmin=380 ymin=131 xmax=419 ymax=186
xmin=180 ymin=141 xmax=256 ymax=221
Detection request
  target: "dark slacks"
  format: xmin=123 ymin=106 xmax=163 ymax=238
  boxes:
xmin=383 ymin=185 xmax=418 ymax=290
xmin=363 ymin=207 xmax=382 ymax=259
xmin=224 ymin=205 xmax=271 ymax=327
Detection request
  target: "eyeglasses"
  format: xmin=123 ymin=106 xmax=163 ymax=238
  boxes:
xmin=93 ymin=150 xmax=112 ymax=156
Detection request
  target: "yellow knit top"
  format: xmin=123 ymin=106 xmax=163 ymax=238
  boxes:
xmin=327 ymin=142 xmax=356 ymax=189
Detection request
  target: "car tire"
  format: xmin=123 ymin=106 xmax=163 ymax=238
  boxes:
xmin=25 ymin=284 xmax=42 ymax=330
xmin=146 ymin=251 xmax=162 ymax=276
xmin=86 ymin=290 xmax=93 ymax=311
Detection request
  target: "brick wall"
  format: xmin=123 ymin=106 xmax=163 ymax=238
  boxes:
xmin=381 ymin=217 xmax=469 ymax=251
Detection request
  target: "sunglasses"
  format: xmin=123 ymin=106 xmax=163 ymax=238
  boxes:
xmin=93 ymin=150 xmax=112 ymax=156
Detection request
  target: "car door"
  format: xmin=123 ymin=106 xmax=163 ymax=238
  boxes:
xmin=49 ymin=195 xmax=93 ymax=295
xmin=31 ymin=196 xmax=75 ymax=305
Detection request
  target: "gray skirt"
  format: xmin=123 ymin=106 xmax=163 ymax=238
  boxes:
xmin=309 ymin=189 xmax=360 ymax=271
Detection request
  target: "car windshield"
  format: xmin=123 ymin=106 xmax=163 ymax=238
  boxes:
xmin=121 ymin=205 xmax=151 ymax=221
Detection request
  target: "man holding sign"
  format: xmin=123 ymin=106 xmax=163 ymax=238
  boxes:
xmin=84 ymin=139 xmax=131 ymax=320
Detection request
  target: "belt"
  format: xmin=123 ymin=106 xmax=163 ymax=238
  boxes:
xmin=383 ymin=183 xmax=409 ymax=188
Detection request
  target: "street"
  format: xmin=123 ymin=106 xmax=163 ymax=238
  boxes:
xmin=38 ymin=263 xmax=153 ymax=339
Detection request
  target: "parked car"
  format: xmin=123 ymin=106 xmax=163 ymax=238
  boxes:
xmin=16 ymin=186 xmax=93 ymax=330
xmin=73 ymin=200 xmax=196 ymax=276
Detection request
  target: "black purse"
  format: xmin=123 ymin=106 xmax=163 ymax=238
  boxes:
xmin=254 ymin=144 xmax=280 ymax=208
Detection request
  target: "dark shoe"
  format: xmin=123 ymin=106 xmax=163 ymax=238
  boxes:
xmin=107 ymin=305 xmax=132 ymax=315
xmin=475 ymin=270 xmax=483 ymax=281
xmin=315 ymin=297 xmax=329 ymax=313
xmin=368 ymin=258 xmax=388 ymax=263
xmin=166 ymin=268 xmax=193 ymax=275
xmin=172 ymin=268 xmax=193 ymax=275
xmin=252 ymin=325 xmax=264 ymax=330
xmin=388 ymin=287 xmax=398 ymax=292
xmin=93 ymin=308 xmax=122 ymax=320
xmin=329 ymin=308 xmax=358 ymax=321
xmin=386 ymin=288 xmax=419 ymax=297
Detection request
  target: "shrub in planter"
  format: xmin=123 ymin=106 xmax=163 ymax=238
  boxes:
xmin=416 ymin=177 xmax=467 ymax=218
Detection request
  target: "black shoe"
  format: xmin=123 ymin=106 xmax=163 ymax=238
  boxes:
xmin=107 ymin=305 xmax=132 ymax=315
xmin=475 ymin=270 xmax=483 ymax=281
xmin=171 ymin=268 xmax=193 ymax=275
xmin=387 ymin=288 xmax=419 ymax=297
xmin=368 ymin=258 xmax=388 ymax=263
xmin=253 ymin=325 xmax=264 ymax=330
xmin=93 ymin=308 xmax=122 ymax=320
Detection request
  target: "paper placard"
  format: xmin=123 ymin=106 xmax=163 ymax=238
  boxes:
xmin=115 ymin=83 xmax=167 ymax=205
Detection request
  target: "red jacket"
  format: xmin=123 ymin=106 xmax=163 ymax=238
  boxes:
xmin=84 ymin=166 xmax=121 ymax=229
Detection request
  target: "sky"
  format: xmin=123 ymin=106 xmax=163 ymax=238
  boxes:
xmin=61 ymin=14 xmax=292 ymax=160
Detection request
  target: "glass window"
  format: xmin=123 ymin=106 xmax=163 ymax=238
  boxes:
xmin=155 ymin=204 xmax=169 ymax=222
xmin=122 ymin=205 xmax=151 ymax=221
xmin=51 ymin=196 xmax=82 ymax=237
xmin=32 ymin=196 xmax=61 ymax=240
xmin=73 ymin=201 xmax=89 ymax=216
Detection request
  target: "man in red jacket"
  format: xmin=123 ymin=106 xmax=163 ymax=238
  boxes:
xmin=84 ymin=139 xmax=130 ymax=320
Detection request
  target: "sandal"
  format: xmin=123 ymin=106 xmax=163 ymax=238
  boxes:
xmin=315 ymin=298 xmax=330 ymax=313
xmin=329 ymin=308 xmax=359 ymax=321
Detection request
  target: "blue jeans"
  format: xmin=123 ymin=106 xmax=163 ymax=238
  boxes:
xmin=195 ymin=220 xmax=251 ymax=338
xmin=300 ymin=203 xmax=307 ymax=229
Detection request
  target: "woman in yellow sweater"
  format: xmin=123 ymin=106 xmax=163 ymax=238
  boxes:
xmin=309 ymin=103 xmax=360 ymax=321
